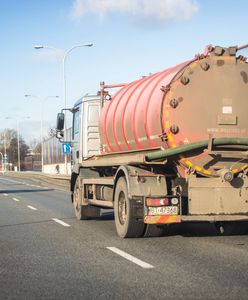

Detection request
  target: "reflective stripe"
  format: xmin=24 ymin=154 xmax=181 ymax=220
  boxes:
xmin=144 ymin=215 xmax=181 ymax=224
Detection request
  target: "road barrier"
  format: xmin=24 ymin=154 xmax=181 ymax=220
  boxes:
xmin=3 ymin=171 xmax=70 ymax=192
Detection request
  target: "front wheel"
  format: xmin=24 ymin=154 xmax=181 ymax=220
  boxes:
xmin=73 ymin=177 xmax=100 ymax=220
xmin=114 ymin=177 xmax=145 ymax=238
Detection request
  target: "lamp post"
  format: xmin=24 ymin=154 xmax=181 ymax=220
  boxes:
xmin=24 ymin=95 xmax=59 ymax=172
xmin=0 ymin=152 xmax=3 ymax=173
xmin=4 ymin=129 xmax=7 ymax=172
xmin=34 ymin=43 xmax=93 ymax=174
xmin=5 ymin=116 xmax=30 ymax=172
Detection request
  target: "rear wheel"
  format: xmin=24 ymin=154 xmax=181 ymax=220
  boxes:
xmin=114 ymin=177 xmax=145 ymax=238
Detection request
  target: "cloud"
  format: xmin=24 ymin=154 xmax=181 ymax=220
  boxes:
xmin=70 ymin=0 xmax=199 ymax=25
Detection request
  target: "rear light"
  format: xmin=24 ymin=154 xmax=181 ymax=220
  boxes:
xmin=146 ymin=198 xmax=169 ymax=206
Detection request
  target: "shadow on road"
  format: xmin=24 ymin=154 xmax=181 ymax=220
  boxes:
xmin=162 ymin=222 xmax=220 ymax=237
xmin=94 ymin=211 xmax=248 ymax=237
xmin=157 ymin=222 xmax=248 ymax=237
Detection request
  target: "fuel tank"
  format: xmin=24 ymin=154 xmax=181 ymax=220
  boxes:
xmin=99 ymin=45 xmax=248 ymax=176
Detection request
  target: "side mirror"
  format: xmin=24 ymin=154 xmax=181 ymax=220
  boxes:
xmin=56 ymin=131 xmax=64 ymax=139
xmin=56 ymin=113 xmax=64 ymax=131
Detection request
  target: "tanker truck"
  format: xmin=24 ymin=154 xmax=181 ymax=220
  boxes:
xmin=56 ymin=44 xmax=248 ymax=238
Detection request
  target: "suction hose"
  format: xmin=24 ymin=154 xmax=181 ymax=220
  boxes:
xmin=145 ymin=137 xmax=248 ymax=162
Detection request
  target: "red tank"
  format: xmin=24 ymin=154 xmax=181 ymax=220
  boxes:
xmin=99 ymin=47 xmax=248 ymax=177
xmin=99 ymin=60 xmax=189 ymax=153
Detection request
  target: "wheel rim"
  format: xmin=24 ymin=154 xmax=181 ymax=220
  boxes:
xmin=118 ymin=191 xmax=127 ymax=225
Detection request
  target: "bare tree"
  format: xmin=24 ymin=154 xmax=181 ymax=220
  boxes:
xmin=0 ymin=128 xmax=29 ymax=170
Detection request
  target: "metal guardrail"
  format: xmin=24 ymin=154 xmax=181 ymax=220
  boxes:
xmin=4 ymin=171 xmax=70 ymax=192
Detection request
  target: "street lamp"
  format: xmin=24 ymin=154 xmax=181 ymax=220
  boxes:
xmin=34 ymin=43 xmax=93 ymax=174
xmin=24 ymin=95 xmax=59 ymax=172
xmin=5 ymin=116 xmax=30 ymax=172
xmin=0 ymin=152 xmax=3 ymax=173
xmin=4 ymin=129 xmax=7 ymax=172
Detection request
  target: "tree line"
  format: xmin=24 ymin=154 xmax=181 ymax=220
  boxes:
xmin=0 ymin=129 xmax=40 ymax=170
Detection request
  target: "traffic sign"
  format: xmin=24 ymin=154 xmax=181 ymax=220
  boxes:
xmin=62 ymin=143 xmax=71 ymax=154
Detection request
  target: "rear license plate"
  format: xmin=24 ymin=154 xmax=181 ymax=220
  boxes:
xmin=148 ymin=206 xmax=178 ymax=216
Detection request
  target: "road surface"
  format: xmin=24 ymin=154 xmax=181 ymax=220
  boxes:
xmin=0 ymin=174 xmax=248 ymax=300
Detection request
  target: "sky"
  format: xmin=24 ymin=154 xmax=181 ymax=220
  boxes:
xmin=0 ymin=0 xmax=248 ymax=145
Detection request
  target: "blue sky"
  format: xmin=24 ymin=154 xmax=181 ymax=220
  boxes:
xmin=0 ymin=0 xmax=248 ymax=144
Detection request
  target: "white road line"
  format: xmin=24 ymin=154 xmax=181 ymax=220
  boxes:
xmin=27 ymin=205 xmax=37 ymax=211
xmin=52 ymin=218 xmax=71 ymax=227
xmin=3 ymin=193 xmax=8 ymax=196
xmin=12 ymin=197 xmax=20 ymax=202
xmin=106 ymin=247 xmax=154 ymax=269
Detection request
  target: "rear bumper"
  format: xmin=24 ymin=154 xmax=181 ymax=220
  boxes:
xmin=144 ymin=214 xmax=248 ymax=224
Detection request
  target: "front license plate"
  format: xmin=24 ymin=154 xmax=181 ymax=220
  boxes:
xmin=148 ymin=206 xmax=178 ymax=216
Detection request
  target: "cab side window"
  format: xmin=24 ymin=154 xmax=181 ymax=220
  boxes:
xmin=73 ymin=109 xmax=79 ymax=141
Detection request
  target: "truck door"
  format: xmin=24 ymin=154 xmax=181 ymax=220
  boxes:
xmin=82 ymin=101 xmax=100 ymax=157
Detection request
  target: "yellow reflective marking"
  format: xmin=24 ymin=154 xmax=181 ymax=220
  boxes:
xmin=167 ymin=133 xmax=173 ymax=142
xmin=191 ymin=62 xmax=197 ymax=69
xmin=241 ymin=164 xmax=248 ymax=170
xmin=195 ymin=166 xmax=202 ymax=172
xmin=165 ymin=121 xmax=170 ymax=129
xmin=232 ymin=169 xmax=238 ymax=173
xmin=203 ymin=169 xmax=212 ymax=175
xmin=172 ymin=144 xmax=177 ymax=148
xmin=212 ymin=56 xmax=234 ymax=61
xmin=185 ymin=160 xmax=193 ymax=167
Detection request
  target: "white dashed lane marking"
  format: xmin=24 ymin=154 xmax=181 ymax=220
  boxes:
xmin=107 ymin=247 xmax=154 ymax=269
xmin=27 ymin=205 xmax=37 ymax=211
xmin=52 ymin=218 xmax=71 ymax=227
xmin=3 ymin=193 xmax=8 ymax=196
xmin=12 ymin=198 xmax=20 ymax=202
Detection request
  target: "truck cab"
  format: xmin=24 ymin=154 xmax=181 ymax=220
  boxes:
xmin=71 ymin=95 xmax=101 ymax=172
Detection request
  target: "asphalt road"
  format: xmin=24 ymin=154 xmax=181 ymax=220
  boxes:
xmin=0 ymin=174 xmax=248 ymax=300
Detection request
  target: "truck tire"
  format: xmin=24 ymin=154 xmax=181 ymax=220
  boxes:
xmin=73 ymin=177 xmax=100 ymax=220
xmin=70 ymin=172 xmax=78 ymax=202
xmin=73 ymin=177 xmax=86 ymax=220
xmin=114 ymin=177 xmax=145 ymax=238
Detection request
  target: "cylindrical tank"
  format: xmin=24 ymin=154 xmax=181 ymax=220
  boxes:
xmin=99 ymin=46 xmax=248 ymax=176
